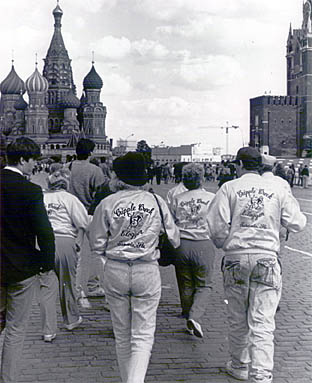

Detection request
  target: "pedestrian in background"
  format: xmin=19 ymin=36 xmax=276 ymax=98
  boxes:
xmin=169 ymin=163 xmax=216 ymax=338
xmin=302 ymin=164 xmax=310 ymax=188
xmin=207 ymin=147 xmax=306 ymax=383
xmin=69 ymin=138 xmax=106 ymax=299
xmin=0 ymin=137 xmax=55 ymax=382
xmin=40 ymin=167 xmax=90 ymax=341
xmin=89 ymin=152 xmax=180 ymax=383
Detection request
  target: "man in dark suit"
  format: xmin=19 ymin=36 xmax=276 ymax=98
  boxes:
xmin=0 ymin=137 xmax=55 ymax=383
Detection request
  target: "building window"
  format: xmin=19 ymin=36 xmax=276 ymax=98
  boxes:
xmin=56 ymin=145 xmax=60 ymax=149
xmin=51 ymin=144 xmax=55 ymax=149
xmin=281 ymin=119 xmax=284 ymax=124
xmin=289 ymin=119 xmax=292 ymax=123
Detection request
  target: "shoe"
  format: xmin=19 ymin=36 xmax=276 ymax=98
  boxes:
xmin=187 ymin=319 xmax=203 ymax=338
xmin=103 ymin=301 xmax=110 ymax=312
xmin=225 ymin=361 xmax=248 ymax=381
xmin=250 ymin=375 xmax=273 ymax=383
xmin=43 ymin=333 xmax=56 ymax=342
xmin=186 ymin=327 xmax=194 ymax=336
xmin=78 ymin=296 xmax=92 ymax=309
xmin=65 ymin=316 xmax=83 ymax=331
xmin=87 ymin=287 xmax=105 ymax=297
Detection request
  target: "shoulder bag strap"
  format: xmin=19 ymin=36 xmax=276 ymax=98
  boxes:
xmin=151 ymin=193 xmax=168 ymax=236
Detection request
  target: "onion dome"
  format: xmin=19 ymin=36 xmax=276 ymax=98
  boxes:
xmin=14 ymin=94 xmax=28 ymax=110
xmin=0 ymin=65 xmax=26 ymax=95
xmin=26 ymin=67 xmax=49 ymax=93
xmin=80 ymin=91 xmax=87 ymax=106
xmin=61 ymin=90 xmax=80 ymax=108
xmin=53 ymin=4 xmax=63 ymax=16
xmin=83 ymin=64 xmax=103 ymax=90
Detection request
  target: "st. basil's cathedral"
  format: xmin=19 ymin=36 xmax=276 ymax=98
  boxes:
xmin=0 ymin=2 xmax=110 ymax=160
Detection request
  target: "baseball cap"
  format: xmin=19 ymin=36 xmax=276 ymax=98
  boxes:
xmin=232 ymin=147 xmax=262 ymax=168
xmin=261 ymin=154 xmax=277 ymax=167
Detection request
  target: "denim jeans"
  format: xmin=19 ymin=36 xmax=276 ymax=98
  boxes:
xmin=174 ymin=238 xmax=215 ymax=321
xmin=76 ymin=232 xmax=105 ymax=295
xmin=38 ymin=270 xmax=58 ymax=336
xmin=222 ymin=253 xmax=282 ymax=382
xmin=0 ymin=274 xmax=38 ymax=382
xmin=104 ymin=258 xmax=161 ymax=383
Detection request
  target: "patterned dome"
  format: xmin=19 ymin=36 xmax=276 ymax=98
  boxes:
xmin=26 ymin=67 xmax=49 ymax=93
xmin=0 ymin=65 xmax=26 ymax=95
xmin=83 ymin=64 xmax=103 ymax=90
xmin=14 ymin=94 xmax=28 ymax=110
xmin=61 ymin=90 xmax=80 ymax=108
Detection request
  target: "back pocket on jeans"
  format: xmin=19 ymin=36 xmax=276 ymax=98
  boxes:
xmin=251 ymin=258 xmax=281 ymax=289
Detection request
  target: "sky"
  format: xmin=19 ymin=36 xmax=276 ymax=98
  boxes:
xmin=0 ymin=0 xmax=304 ymax=154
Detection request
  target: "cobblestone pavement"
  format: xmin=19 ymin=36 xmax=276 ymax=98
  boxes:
xmin=1 ymin=177 xmax=311 ymax=383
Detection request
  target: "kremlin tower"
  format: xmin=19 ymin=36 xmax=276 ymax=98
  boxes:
xmin=0 ymin=2 xmax=110 ymax=160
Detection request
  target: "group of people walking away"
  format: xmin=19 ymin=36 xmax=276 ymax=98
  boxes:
xmin=0 ymin=137 xmax=307 ymax=383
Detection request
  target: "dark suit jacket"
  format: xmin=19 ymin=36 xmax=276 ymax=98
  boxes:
xmin=0 ymin=169 xmax=55 ymax=286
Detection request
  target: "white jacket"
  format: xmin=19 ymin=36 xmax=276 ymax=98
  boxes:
xmin=89 ymin=189 xmax=180 ymax=261
xmin=166 ymin=182 xmax=188 ymax=207
xmin=44 ymin=190 xmax=90 ymax=239
xmin=207 ymin=172 xmax=306 ymax=256
xmin=171 ymin=188 xmax=215 ymax=241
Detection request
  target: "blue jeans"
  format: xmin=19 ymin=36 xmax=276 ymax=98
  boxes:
xmin=104 ymin=258 xmax=161 ymax=383
xmin=222 ymin=253 xmax=282 ymax=382
xmin=174 ymin=238 xmax=215 ymax=321
xmin=0 ymin=274 xmax=39 ymax=382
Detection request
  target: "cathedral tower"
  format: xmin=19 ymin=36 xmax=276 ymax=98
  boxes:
xmin=43 ymin=2 xmax=76 ymax=135
xmin=81 ymin=62 xmax=107 ymax=141
xmin=286 ymin=0 xmax=312 ymax=152
xmin=25 ymin=64 xmax=49 ymax=143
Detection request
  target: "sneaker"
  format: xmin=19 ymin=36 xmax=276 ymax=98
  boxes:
xmin=78 ymin=296 xmax=92 ymax=309
xmin=250 ymin=375 xmax=272 ymax=383
xmin=43 ymin=333 xmax=56 ymax=342
xmin=87 ymin=287 xmax=105 ymax=297
xmin=187 ymin=319 xmax=203 ymax=338
xmin=65 ymin=316 xmax=83 ymax=331
xmin=225 ymin=361 xmax=248 ymax=381
xmin=185 ymin=327 xmax=194 ymax=336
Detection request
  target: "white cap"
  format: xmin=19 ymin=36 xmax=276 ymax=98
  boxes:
xmin=261 ymin=154 xmax=277 ymax=167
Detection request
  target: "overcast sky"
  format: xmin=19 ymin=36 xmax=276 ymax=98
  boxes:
xmin=0 ymin=0 xmax=304 ymax=154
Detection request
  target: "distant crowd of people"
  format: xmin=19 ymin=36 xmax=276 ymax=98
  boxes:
xmin=0 ymin=136 xmax=308 ymax=383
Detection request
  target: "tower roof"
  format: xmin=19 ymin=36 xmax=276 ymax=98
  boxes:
xmin=0 ymin=65 xmax=26 ymax=95
xmin=26 ymin=67 xmax=49 ymax=93
xmin=61 ymin=90 xmax=80 ymax=108
xmin=83 ymin=64 xmax=103 ymax=90
xmin=46 ymin=2 xmax=69 ymax=59
xmin=14 ymin=94 xmax=28 ymax=110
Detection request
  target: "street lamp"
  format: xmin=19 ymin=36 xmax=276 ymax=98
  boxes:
xmin=125 ymin=133 xmax=134 ymax=151
xmin=221 ymin=122 xmax=239 ymax=156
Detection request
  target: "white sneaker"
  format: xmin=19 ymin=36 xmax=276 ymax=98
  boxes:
xmin=43 ymin=333 xmax=56 ymax=342
xmin=65 ymin=316 xmax=83 ymax=331
xmin=87 ymin=287 xmax=105 ymax=297
xmin=225 ymin=361 xmax=248 ymax=381
xmin=186 ymin=327 xmax=194 ymax=336
xmin=187 ymin=319 xmax=203 ymax=338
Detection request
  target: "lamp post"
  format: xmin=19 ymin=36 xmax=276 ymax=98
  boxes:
xmin=125 ymin=133 xmax=134 ymax=151
xmin=221 ymin=122 xmax=239 ymax=156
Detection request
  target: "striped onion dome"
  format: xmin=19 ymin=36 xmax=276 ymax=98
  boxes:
xmin=0 ymin=65 xmax=26 ymax=95
xmin=61 ymin=90 xmax=80 ymax=108
xmin=14 ymin=94 xmax=28 ymax=110
xmin=83 ymin=64 xmax=103 ymax=90
xmin=26 ymin=67 xmax=49 ymax=93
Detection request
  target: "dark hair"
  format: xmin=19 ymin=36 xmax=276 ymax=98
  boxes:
xmin=76 ymin=138 xmax=95 ymax=159
xmin=6 ymin=137 xmax=40 ymax=165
